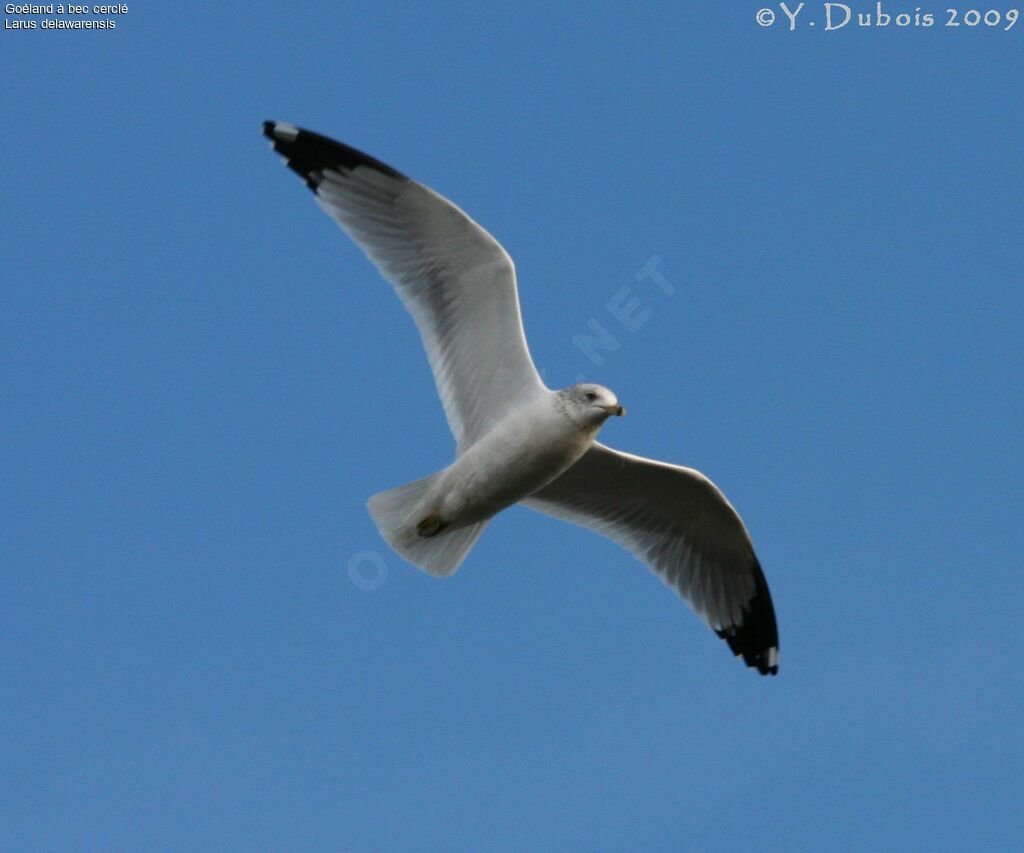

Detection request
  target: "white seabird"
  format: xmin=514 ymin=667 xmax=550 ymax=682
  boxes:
xmin=263 ymin=121 xmax=779 ymax=675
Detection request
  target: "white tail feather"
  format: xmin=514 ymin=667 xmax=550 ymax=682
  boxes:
xmin=367 ymin=473 xmax=488 ymax=577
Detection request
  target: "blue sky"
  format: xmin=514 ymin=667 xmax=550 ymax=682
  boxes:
xmin=3 ymin=2 xmax=1022 ymax=849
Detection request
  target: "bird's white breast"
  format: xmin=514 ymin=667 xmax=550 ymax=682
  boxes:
xmin=437 ymin=393 xmax=596 ymax=526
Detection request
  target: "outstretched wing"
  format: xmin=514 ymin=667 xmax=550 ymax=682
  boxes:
xmin=522 ymin=443 xmax=779 ymax=675
xmin=264 ymin=121 xmax=547 ymax=449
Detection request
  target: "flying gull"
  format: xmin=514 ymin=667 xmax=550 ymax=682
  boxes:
xmin=263 ymin=121 xmax=779 ymax=675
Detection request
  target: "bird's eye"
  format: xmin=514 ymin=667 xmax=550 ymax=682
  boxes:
xmin=585 ymin=392 xmax=597 ymax=401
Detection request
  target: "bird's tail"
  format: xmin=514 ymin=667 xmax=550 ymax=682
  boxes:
xmin=367 ymin=473 xmax=488 ymax=577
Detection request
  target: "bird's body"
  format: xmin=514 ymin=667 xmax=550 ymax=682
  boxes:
xmin=263 ymin=120 xmax=781 ymax=675
xmin=370 ymin=385 xmax=621 ymax=575
xmin=405 ymin=388 xmax=612 ymax=534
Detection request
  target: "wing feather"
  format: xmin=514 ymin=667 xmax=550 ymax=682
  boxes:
xmin=264 ymin=121 xmax=547 ymax=448
xmin=522 ymin=442 xmax=779 ymax=675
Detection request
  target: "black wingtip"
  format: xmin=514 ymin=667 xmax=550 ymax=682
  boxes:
xmin=262 ymin=120 xmax=407 ymax=191
xmin=716 ymin=559 xmax=780 ymax=676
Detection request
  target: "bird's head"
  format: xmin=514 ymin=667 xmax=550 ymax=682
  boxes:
xmin=559 ymin=383 xmax=625 ymax=427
